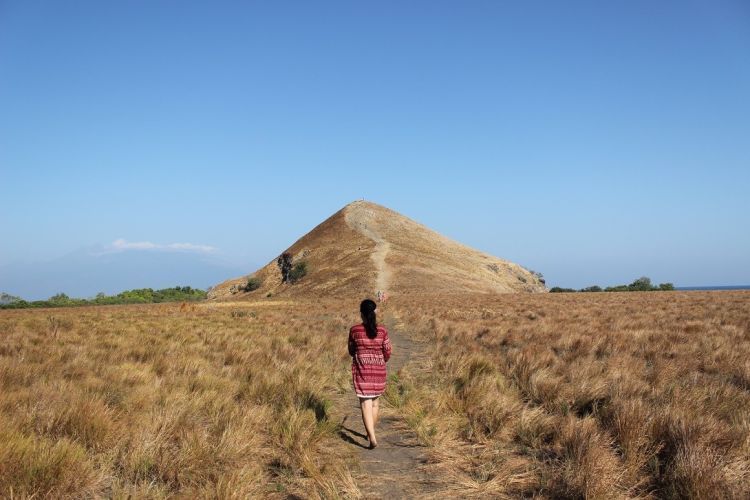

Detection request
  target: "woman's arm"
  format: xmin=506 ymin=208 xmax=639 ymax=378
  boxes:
xmin=348 ymin=327 xmax=356 ymax=357
xmin=382 ymin=328 xmax=392 ymax=362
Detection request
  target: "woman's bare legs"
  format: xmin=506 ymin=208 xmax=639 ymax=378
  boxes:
xmin=373 ymin=397 xmax=380 ymax=426
xmin=359 ymin=397 xmax=377 ymax=448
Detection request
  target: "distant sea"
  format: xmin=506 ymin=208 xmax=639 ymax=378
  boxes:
xmin=676 ymin=285 xmax=750 ymax=291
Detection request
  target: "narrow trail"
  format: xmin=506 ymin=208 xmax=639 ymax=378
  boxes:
xmin=338 ymin=315 xmax=436 ymax=498
xmin=340 ymin=202 xmax=438 ymax=497
xmin=364 ymin=229 xmax=391 ymax=293
xmin=344 ymin=203 xmax=391 ymax=293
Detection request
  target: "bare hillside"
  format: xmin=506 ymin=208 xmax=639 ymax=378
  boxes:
xmin=209 ymin=200 xmax=545 ymax=300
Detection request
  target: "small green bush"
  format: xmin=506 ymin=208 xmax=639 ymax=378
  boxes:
xmin=244 ymin=277 xmax=262 ymax=292
xmin=288 ymin=261 xmax=308 ymax=283
xmin=628 ymin=276 xmax=653 ymax=291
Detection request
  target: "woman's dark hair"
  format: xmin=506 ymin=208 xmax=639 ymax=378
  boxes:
xmin=360 ymin=299 xmax=378 ymax=339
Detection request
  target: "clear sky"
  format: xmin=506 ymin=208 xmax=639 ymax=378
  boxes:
xmin=1 ymin=1 xmax=749 ymax=290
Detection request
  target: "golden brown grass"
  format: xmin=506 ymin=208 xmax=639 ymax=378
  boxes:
xmin=389 ymin=291 xmax=750 ymax=499
xmin=0 ymin=300 xmax=362 ymax=498
xmin=2 ymin=291 xmax=748 ymax=498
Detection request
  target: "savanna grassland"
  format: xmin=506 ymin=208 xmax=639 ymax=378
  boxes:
xmin=1 ymin=291 xmax=748 ymax=499
xmin=388 ymin=291 xmax=750 ymax=498
xmin=0 ymin=299 xmax=362 ymax=498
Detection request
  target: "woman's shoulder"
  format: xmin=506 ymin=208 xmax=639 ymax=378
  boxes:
xmin=350 ymin=323 xmax=365 ymax=332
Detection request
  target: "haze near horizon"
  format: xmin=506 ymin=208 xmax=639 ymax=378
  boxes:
xmin=1 ymin=1 xmax=749 ymax=297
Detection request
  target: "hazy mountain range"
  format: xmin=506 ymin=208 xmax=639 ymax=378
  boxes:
xmin=0 ymin=243 xmax=249 ymax=301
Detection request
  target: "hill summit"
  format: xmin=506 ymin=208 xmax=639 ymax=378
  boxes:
xmin=209 ymin=201 xmax=546 ymax=299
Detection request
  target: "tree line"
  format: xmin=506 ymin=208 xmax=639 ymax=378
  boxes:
xmin=0 ymin=286 xmax=207 ymax=309
xmin=550 ymin=276 xmax=675 ymax=293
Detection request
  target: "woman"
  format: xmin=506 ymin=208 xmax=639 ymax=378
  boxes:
xmin=348 ymin=298 xmax=392 ymax=448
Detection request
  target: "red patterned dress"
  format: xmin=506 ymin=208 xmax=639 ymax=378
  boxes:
xmin=348 ymin=323 xmax=392 ymax=398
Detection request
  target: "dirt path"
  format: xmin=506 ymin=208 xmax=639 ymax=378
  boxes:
xmin=363 ymin=229 xmax=391 ymax=293
xmin=338 ymin=315 xmax=436 ymax=498
xmin=340 ymin=202 xmax=437 ymax=496
xmin=344 ymin=202 xmax=391 ymax=293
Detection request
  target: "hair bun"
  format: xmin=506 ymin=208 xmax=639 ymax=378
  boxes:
xmin=360 ymin=298 xmax=377 ymax=315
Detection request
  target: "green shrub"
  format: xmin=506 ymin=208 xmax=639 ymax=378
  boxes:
xmin=604 ymin=277 xmax=675 ymax=292
xmin=288 ymin=261 xmax=308 ymax=283
xmin=49 ymin=293 xmax=73 ymax=304
xmin=244 ymin=277 xmax=262 ymax=292
xmin=628 ymin=276 xmax=653 ymax=291
xmin=550 ymin=287 xmax=576 ymax=293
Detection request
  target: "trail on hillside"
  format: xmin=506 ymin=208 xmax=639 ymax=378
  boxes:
xmin=340 ymin=203 xmax=441 ymax=496
xmin=344 ymin=204 xmax=391 ymax=293
xmin=363 ymin=227 xmax=391 ymax=293
xmin=338 ymin=316 xmax=438 ymax=498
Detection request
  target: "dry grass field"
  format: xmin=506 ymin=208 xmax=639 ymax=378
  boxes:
xmin=0 ymin=299 xmax=362 ymax=498
xmin=1 ymin=291 xmax=748 ymax=498
xmin=388 ymin=291 xmax=750 ymax=498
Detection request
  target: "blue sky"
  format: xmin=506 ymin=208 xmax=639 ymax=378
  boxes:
xmin=1 ymin=1 xmax=749 ymax=291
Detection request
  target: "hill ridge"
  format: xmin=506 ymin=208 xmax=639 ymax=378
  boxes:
xmin=209 ymin=200 xmax=545 ymax=299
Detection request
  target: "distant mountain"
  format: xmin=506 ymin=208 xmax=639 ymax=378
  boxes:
xmin=0 ymin=246 xmax=249 ymax=301
xmin=0 ymin=292 xmax=21 ymax=305
xmin=210 ymin=200 xmax=546 ymax=300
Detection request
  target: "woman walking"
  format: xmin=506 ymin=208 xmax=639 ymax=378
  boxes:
xmin=348 ymin=299 xmax=392 ymax=448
